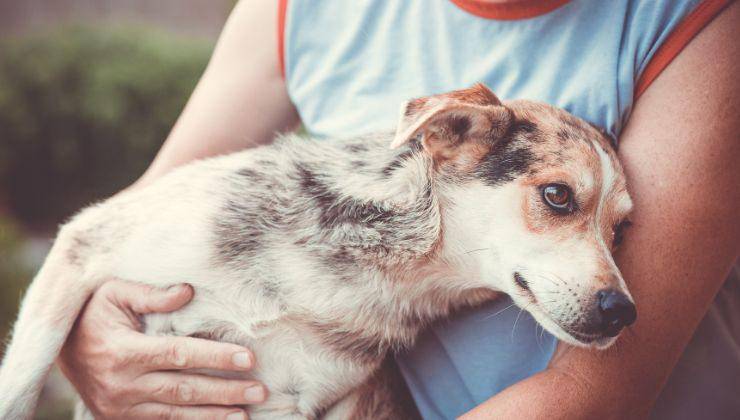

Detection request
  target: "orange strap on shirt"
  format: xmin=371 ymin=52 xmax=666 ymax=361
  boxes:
xmin=449 ymin=0 xmax=570 ymax=20
xmin=635 ymin=0 xmax=734 ymax=99
xmin=278 ymin=0 xmax=288 ymax=79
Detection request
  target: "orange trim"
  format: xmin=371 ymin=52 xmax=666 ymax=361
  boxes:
xmin=277 ymin=0 xmax=288 ymax=79
xmin=635 ymin=0 xmax=733 ymax=99
xmin=450 ymin=0 xmax=570 ymax=20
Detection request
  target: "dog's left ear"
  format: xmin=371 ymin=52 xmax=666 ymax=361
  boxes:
xmin=391 ymin=84 xmax=511 ymax=160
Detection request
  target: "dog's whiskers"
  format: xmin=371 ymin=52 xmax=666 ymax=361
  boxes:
xmin=528 ymin=273 xmax=559 ymax=289
xmin=464 ymin=247 xmax=491 ymax=255
xmin=536 ymin=299 xmax=557 ymax=305
xmin=482 ymin=302 xmax=517 ymax=321
xmin=510 ymin=300 xmax=535 ymax=342
xmin=511 ymin=307 xmax=525 ymax=341
xmin=546 ymin=271 xmax=568 ymax=286
xmin=533 ymin=289 xmax=560 ymax=295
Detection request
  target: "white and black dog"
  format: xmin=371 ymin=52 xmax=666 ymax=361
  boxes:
xmin=0 ymin=84 xmax=636 ymax=419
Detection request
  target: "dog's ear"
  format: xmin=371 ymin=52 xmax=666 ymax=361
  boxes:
xmin=391 ymin=84 xmax=511 ymax=161
xmin=437 ymin=82 xmax=503 ymax=107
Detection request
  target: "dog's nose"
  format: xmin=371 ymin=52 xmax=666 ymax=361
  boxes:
xmin=597 ymin=289 xmax=636 ymax=337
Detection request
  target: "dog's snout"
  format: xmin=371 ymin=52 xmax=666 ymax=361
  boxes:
xmin=597 ymin=289 xmax=636 ymax=337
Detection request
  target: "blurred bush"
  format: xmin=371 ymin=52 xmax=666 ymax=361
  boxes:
xmin=0 ymin=25 xmax=210 ymax=228
xmin=0 ymin=214 xmax=74 ymax=419
xmin=0 ymin=216 xmax=32 ymax=355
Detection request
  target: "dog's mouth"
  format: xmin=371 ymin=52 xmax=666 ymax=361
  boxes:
xmin=511 ymin=273 xmax=619 ymax=349
xmin=563 ymin=329 xmax=616 ymax=348
xmin=536 ymin=312 xmax=618 ymax=349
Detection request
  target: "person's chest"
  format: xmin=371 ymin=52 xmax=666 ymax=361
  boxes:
xmin=284 ymin=0 xmax=634 ymax=139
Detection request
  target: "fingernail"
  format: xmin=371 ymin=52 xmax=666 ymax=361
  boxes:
xmin=232 ymin=351 xmax=252 ymax=368
xmin=226 ymin=411 xmax=246 ymax=420
xmin=167 ymin=284 xmax=186 ymax=293
xmin=244 ymin=385 xmax=266 ymax=402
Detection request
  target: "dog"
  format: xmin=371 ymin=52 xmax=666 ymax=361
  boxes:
xmin=0 ymin=83 xmax=636 ymax=419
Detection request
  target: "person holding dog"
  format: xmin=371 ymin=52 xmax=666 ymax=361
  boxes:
xmin=57 ymin=0 xmax=739 ymax=419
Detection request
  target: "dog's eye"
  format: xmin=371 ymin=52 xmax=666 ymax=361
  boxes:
xmin=613 ymin=220 xmax=632 ymax=247
xmin=541 ymin=183 xmax=575 ymax=214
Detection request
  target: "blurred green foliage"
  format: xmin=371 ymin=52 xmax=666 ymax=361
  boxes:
xmin=1 ymin=214 xmax=75 ymax=420
xmin=0 ymin=216 xmax=32 ymax=356
xmin=0 ymin=25 xmax=211 ymax=228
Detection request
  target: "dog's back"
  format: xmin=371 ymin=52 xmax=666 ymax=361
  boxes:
xmin=1 ymin=131 xmax=436 ymax=419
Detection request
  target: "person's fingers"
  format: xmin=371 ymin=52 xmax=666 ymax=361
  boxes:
xmin=135 ymin=372 xmax=267 ymax=405
xmin=99 ymin=279 xmax=194 ymax=314
xmin=127 ymin=403 xmax=249 ymax=420
xmin=132 ymin=335 xmax=256 ymax=372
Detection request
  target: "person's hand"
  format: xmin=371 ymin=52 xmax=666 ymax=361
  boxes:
xmin=58 ymin=279 xmax=267 ymax=419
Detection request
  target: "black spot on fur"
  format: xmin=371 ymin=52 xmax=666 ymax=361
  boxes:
xmin=66 ymin=235 xmax=90 ymax=266
xmin=346 ymin=143 xmax=369 ymax=153
xmin=214 ymin=199 xmax=263 ymax=263
xmin=325 ymin=247 xmax=356 ymax=266
xmin=351 ymin=160 xmax=367 ymax=169
xmin=556 ymin=128 xmax=572 ymax=143
xmin=445 ymin=114 xmax=471 ymax=140
xmin=381 ymin=142 xmax=422 ymax=177
xmin=514 ymin=272 xmax=529 ymax=291
xmin=309 ymin=321 xmax=391 ymax=365
xmin=473 ymin=120 xmax=537 ymax=186
xmin=261 ymin=279 xmax=280 ymax=299
xmin=236 ymin=168 xmax=259 ymax=178
xmin=282 ymin=384 xmax=301 ymax=397
xmin=512 ymin=120 xmax=537 ymax=135
xmin=297 ymin=165 xmax=396 ymax=229
xmin=326 ymin=199 xmax=395 ymax=230
xmin=257 ymin=159 xmax=276 ymax=167
xmin=296 ymin=164 xmax=339 ymax=212
xmin=381 ymin=149 xmax=415 ymax=177
xmin=213 ymin=169 xmax=277 ymax=264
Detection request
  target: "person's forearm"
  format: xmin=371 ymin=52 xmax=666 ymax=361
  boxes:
xmin=459 ymin=367 xmax=609 ymax=419
xmin=462 ymin=3 xmax=740 ymax=418
xmin=137 ymin=71 xmax=298 ymax=187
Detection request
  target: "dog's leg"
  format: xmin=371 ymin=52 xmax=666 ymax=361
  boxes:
xmin=72 ymin=397 xmax=94 ymax=420
xmin=322 ymin=357 xmax=421 ymax=420
xmin=0 ymin=227 xmax=100 ymax=419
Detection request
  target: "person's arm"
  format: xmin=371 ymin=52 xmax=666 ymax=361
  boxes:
xmin=136 ymin=0 xmax=299 ymax=186
xmin=57 ymin=1 xmax=299 ymax=418
xmin=461 ymin=2 xmax=740 ymax=418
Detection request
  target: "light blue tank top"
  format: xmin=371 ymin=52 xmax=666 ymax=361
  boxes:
xmin=282 ymin=1 xmax=739 ymax=418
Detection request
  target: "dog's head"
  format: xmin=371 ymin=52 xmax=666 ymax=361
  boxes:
xmin=394 ymin=84 xmax=635 ymax=348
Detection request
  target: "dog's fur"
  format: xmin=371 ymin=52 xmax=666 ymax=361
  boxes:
xmin=0 ymin=84 xmax=634 ymax=419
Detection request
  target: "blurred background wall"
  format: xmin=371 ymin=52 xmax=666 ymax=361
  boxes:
xmin=0 ymin=2 xmax=234 ymax=418
xmin=0 ymin=0 xmax=233 ymax=38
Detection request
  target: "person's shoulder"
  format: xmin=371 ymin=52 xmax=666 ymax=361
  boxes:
xmin=631 ymin=0 xmax=735 ymax=99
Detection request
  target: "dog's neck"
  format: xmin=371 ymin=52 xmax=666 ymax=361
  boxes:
xmin=281 ymin=134 xmax=488 ymax=362
xmin=290 ymin=135 xmax=443 ymax=265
